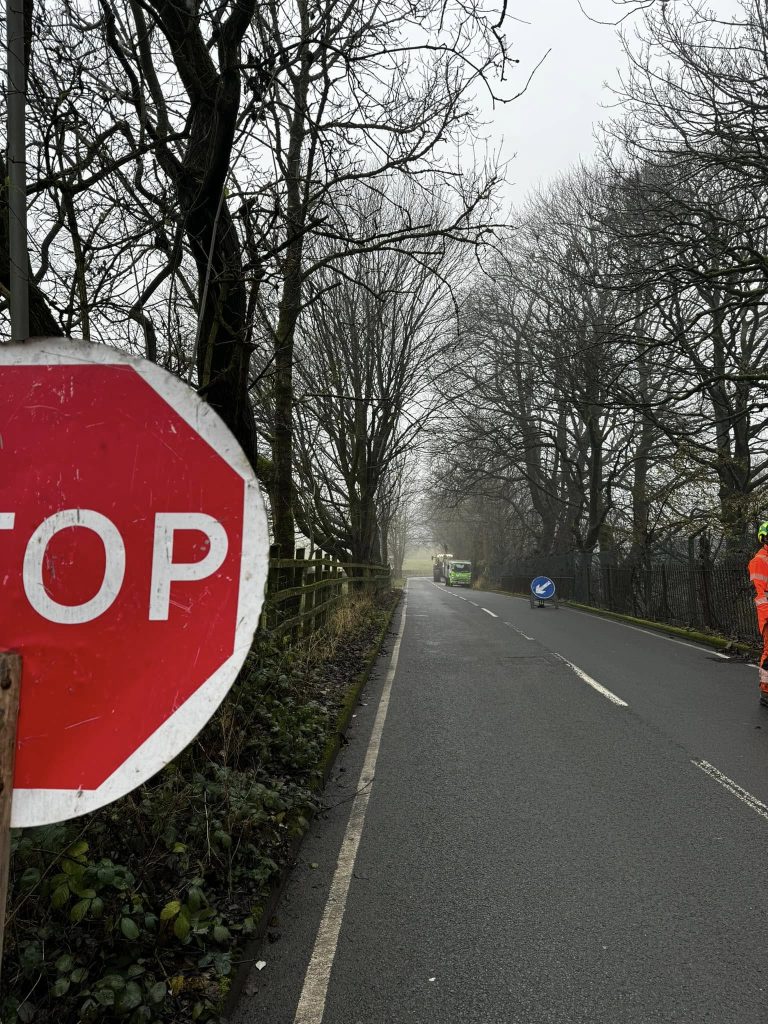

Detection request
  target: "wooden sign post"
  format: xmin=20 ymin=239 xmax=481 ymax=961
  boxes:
xmin=0 ymin=652 xmax=22 ymax=968
xmin=0 ymin=338 xmax=269 ymax=987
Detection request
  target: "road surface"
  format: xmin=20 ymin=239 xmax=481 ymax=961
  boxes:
xmin=232 ymin=577 xmax=768 ymax=1024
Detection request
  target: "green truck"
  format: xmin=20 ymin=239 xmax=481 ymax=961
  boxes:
xmin=440 ymin=557 xmax=472 ymax=587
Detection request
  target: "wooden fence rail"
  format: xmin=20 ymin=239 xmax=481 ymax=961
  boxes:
xmin=260 ymin=545 xmax=391 ymax=639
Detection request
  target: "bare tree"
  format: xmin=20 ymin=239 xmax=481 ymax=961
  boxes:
xmin=7 ymin=0 xmax=516 ymax=555
xmin=285 ymin=184 xmax=468 ymax=561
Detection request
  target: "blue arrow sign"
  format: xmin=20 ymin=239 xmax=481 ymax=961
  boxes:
xmin=530 ymin=575 xmax=556 ymax=600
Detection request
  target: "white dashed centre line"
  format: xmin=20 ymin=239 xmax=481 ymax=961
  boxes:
xmin=555 ymin=655 xmax=628 ymax=707
xmin=482 ymin=608 xmax=498 ymax=618
xmin=692 ymin=759 xmax=768 ymax=823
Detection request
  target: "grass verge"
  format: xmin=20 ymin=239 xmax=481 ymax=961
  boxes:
xmin=222 ymin=588 xmax=400 ymax=1017
xmin=478 ymin=585 xmax=757 ymax=658
xmin=2 ymin=590 xmax=401 ymax=1024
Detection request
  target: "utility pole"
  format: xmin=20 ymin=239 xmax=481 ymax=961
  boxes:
xmin=7 ymin=0 xmax=29 ymax=342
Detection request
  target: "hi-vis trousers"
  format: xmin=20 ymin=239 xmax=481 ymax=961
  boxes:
xmin=760 ymin=625 xmax=768 ymax=692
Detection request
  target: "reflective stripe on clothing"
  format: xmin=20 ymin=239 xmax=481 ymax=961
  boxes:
xmin=750 ymin=548 xmax=768 ymax=632
xmin=760 ymin=624 xmax=768 ymax=691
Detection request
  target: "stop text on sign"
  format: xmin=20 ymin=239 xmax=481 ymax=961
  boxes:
xmin=1 ymin=338 xmax=269 ymax=829
xmin=1 ymin=510 xmax=228 ymax=624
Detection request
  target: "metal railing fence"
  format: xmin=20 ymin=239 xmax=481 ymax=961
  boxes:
xmin=498 ymin=560 xmax=757 ymax=646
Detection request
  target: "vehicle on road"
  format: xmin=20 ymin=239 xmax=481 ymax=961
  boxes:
xmin=432 ymin=553 xmax=452 ymax=582
xmin=444 ymin=559 xmax=472 ymax=587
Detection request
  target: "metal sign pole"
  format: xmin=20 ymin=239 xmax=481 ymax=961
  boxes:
xmin=0 ymin=652 xmax=22 ymax=972
xmin=7 ymin=0 xmax=29 ymax=342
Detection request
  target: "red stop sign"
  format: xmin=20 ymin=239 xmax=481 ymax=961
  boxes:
xmin=0 ymin=340 xmax=268 ymax=827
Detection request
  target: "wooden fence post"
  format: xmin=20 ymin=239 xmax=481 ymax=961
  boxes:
xmin=322 ymin=552 xmax=331 ymax=628
xmin=295 ymin=548 xmax=306 ymax=640
xmin=266 ymin=543 xmax=280 ymax=632
xmin=314 ymin=550 xmax=324 ymax=633
xmin=0 ymin=652 xmax=22 ymax=970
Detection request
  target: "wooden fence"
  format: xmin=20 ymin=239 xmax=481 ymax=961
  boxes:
xmin=260 ymin=545 xmax=392 ymax=638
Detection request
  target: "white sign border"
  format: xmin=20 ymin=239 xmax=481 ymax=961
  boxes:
xmin=1 ymin=338 xmax=269 ymax=827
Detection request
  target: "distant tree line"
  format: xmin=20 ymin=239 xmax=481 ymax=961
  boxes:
xmin=427 ymin=0 xmax=768 ymax=574
xmin=0 ymin=0 xmax=515 ymax=564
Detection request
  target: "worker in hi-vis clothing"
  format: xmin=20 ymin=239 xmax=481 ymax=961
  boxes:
xmin=749 ymin=521 xmax=768 ymax=706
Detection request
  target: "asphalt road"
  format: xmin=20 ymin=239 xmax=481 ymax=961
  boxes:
xmin=232 ymin=577 xmax=768 ymax=1024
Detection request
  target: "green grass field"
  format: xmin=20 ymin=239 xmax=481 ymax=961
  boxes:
xmin=401 ymin=546 xmax=435 ymax=576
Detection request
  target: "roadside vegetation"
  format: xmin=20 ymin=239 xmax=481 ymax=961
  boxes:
xmin=2 ymin=591 xmax=398 ymax=1024
xmin=422 ymin=0 xmax=768 ymax=646
xmin=7 ymin=0 xmax=768 ymax=1014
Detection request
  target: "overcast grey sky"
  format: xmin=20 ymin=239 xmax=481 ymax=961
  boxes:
xmin=485 ymin=0 xmax=635 ymax=204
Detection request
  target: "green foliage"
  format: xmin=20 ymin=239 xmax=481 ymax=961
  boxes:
xmin=2 ymin=595 xmax=394 ymax=1024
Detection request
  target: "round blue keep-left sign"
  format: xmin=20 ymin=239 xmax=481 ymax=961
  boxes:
xmin=530 ymin=576 xmax=556 ymax=600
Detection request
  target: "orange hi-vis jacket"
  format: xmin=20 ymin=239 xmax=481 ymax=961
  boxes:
xmin=749 ymin=544 xmax=768 ymax=633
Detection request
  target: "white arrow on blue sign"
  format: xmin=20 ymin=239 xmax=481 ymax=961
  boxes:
xmin=530 ymin=576 xmax=556 ymax=600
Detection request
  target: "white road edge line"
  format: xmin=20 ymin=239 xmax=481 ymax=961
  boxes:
xmin=497 ymin=591 xmax=737 ymax=660
xmin=557 ymin=655 xmax=628 ymax=707
xmin=293 ymin=586 xmax=408 ymax=1024
xmin=482 ymin=608 xmax=498 ymax=618
xmin=469 ymin=601 xmax=479 ymax=606
xmin=564 ymin=604 xmax=732 ymax=657
xmin=692 ymin=759 xmax=768 ymax=823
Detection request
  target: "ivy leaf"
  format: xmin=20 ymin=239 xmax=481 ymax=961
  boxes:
xmin=173 ymin=912 xmax=191 ymax=942
xmin=115 ymin=981 xmax=143 ymax=1013
xmin=120 ymin=917 xmax=140 ymax=941
xmin=51 ymin=884 xmax=70 ymax=910
xmin=70 ymin=899 xmax=90 ymax=923
xmin=187 ymin=887 xmax=203 ymax=912
xmin=19 ymin=867 xmax=41 ymax=889
xmin=69 ymin=883 xmax=96 ymax=899
xmin=160 ymin=899 xmax=181 ymax=922
xmin=149 ymin=981 xmax=167 ymax=1004
xmin=53 ymin=976 xmax=71 ymax=997
xmin=213 ymin=953 xmax=232 ymax=977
